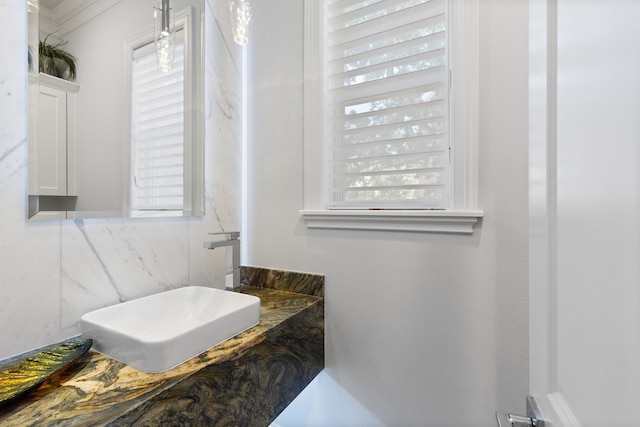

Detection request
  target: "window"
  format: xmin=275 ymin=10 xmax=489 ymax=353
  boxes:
xmin=328 ymin=0 xmax=449 ymax=209
xmin=123 ymin=5 xmax=203 ymax=217
xmin=130 ymin=31 xmax=186 ymax=211
xmin=300 ymin=0 xmax=482 ymax=233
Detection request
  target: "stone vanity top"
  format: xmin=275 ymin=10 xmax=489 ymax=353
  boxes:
xmin=0 ymin=281 xmax=324 ymax=426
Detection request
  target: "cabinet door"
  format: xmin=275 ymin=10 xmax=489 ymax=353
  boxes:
xmin=37 ymin=84 xmax=67 ymax=196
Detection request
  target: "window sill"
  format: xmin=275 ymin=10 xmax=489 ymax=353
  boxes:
xmin=299 ymin=210 xmax=483 ymax=234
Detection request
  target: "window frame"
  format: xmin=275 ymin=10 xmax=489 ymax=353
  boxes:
xmin=299 ymin=0 xmax=483 ymax=234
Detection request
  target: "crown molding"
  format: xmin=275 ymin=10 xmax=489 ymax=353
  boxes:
xmin=39 ymin=0 xmax=121 ymax=37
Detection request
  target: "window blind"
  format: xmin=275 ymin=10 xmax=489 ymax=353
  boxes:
xmin=327 ymin=0 xmax=449 ymax=209
xmin=130 ymin=31 xmax=185 ymax=211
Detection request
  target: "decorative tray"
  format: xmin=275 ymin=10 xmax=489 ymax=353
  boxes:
xmin=0 ymin=338 xmax=92 ymax=405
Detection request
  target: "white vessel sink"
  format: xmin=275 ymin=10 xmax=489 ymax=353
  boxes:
xmin=80 ymin=286 xmax=260 ymax=373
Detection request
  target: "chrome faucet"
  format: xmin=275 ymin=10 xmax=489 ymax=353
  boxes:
xmin=203 ymin=232 xmax=240 ymax=289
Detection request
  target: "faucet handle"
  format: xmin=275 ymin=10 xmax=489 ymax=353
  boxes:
xmin=208 ymin=231 xmax=240 ymax=240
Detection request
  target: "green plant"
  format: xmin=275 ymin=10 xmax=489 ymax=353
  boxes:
xmin=39 ymin=36 xmax=77 ymax=81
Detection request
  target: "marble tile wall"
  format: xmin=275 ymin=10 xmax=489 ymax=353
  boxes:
xmin=0 ymin=0 xmax=242 ymax=359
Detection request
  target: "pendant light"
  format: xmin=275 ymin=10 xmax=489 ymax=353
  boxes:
xmin=230 ymin=0 xmax=252 ymax=46
xmin=154 ymin=0 xmax=175 ymax=72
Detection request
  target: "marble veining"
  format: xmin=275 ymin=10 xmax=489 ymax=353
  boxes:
xmin=241 ymin=266 xmax=325 ymax=297
xmin=61 ymin=219 xmax=190 ymax=331
xmin=109 ymin=296 xmax=324 ymax=426
xmin=0 ymin=286 xmax=324 ymax=426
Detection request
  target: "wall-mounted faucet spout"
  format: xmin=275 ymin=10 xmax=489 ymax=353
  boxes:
xmin=204 ymin=232 xmax=240 ymax=289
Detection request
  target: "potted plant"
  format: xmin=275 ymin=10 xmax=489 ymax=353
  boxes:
xmin=39 ymin=36 xmax=77 ymax=81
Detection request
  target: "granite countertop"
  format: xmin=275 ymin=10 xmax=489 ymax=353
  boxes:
xmin=0 ymin=286 xmax=323 ymax=426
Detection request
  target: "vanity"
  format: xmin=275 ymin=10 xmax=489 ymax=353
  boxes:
xmin=0 ymin=267 xmax=324 ymax=426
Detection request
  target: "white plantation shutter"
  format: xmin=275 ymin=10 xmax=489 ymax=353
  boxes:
xmin=327 ymin=0 xmax=449 ymax=209
xmin=130 ymin=30 xmax=185 ymax=211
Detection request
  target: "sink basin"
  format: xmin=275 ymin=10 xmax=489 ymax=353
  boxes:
xmin=80 ymin=286 xmax=260 ymax=373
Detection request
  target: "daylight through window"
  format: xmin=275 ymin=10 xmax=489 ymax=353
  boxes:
xmin=130 ymin=30 xmax=185 ymax=211
xmin=326 ymin=0 xmax=450 ymax=209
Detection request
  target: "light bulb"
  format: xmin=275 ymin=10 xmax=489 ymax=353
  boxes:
xmin=154 ymin=0 xmax=175 ymax=72
xmin=156 ymin=35 xmax=174 ymax=73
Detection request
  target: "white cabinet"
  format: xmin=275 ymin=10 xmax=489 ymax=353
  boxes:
xmin=34 ymin=73 xmax=78 ymax=196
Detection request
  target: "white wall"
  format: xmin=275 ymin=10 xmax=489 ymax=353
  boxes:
xmin=247 ymin=1 xmax=529 ymax=426
xmin=0 ymin=0 xmax=242 ymax=359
